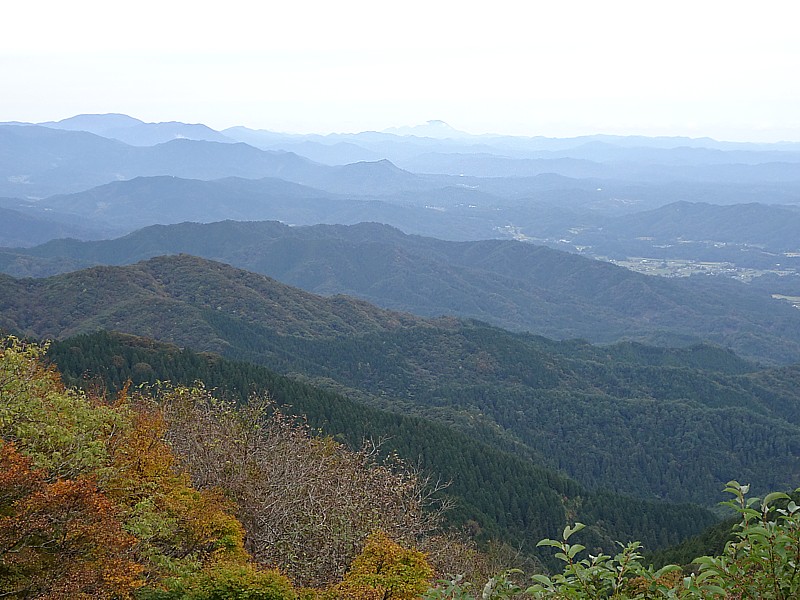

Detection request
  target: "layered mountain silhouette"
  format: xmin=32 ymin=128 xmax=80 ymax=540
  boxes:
xmin=41 ymin=113 xmax=236 ymax=146
xmin=4 ymin=221 xmax=800 ymax=364
xmin=0 ymin=124 xmax=429 ymax=198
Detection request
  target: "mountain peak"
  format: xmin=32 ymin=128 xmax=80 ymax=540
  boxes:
xmin=383 ymin=120 xmax=469 ymax=139
xmin=43 ymin=113 xmax=145 ymax=132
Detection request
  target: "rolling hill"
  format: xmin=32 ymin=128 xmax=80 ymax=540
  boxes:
xmin=2 ymin=254 xmax=800 ymax=507
xmin=599 ymin=201 xmax=800 ymax=252
xmin=4 ymin=220 xmax=800 ymax=364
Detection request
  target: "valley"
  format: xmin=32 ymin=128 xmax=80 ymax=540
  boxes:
xmin=2 ymin=112 xmax=800 ymax=595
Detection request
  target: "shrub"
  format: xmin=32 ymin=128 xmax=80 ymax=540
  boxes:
xmin=322 ymin=531 xmax=434 ymax=599
xmin=140 ymin=563 xmax=297 ymax=600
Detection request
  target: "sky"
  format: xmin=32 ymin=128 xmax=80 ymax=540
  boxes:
xmin=3 ymin=0 xmax=799 ymax=142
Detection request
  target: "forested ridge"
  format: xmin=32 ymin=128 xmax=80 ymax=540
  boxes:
xmin=2 ymin=255 xmax=799 ymax=509
xmin=4 ymin=220 xmax=800 ymax=364
xmin=45 ymin=331 xmax=718 ymax=562
xmin=248 ymin=321 xmax=800 ymax=504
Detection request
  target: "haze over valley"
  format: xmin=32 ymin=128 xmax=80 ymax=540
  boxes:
xmin=4 ymin=115 xmax=800 ymax=285
xmin=4 ymin=0 xmax=800 ymax=593
xmin=3 ymin=6 xmax=800 ymax=593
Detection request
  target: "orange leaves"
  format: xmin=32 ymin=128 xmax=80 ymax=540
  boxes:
xmin=0 ymin=442 xmax=143 ymax=598
xmin=0 ymin=441 xmax=42 ymax=507
xmin=104 ymin=399 xmax=250 ymax=578
xmin=1 ymin=340 xmax=254 ymax=593
xmin=1 ymin=339 xmax=440 ymax=598
xmin=105 ymin=404 xmax=175 ymax=500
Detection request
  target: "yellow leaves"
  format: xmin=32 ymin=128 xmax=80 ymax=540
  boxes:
xmin=322 ymin=531 xmax=434 ymax=600
xmin=103 ymin=398 xmax=252 ymax=580
xmin=169 ymin=562 xmax=299 ymax=599
xmin=164 ymin=485 xmax=250 ymax=562
xmin=106 ymin=404 xmax=175 ymax=498
xmin=1 ymin=337 xmax=125 ymax=479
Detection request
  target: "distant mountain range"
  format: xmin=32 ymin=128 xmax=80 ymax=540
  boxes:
xmin=40 ymin=113 xmax=235 ymax=146
xmin=4 ymin=220 xmax=800 ymax=364
xmin=4 ymin=162 xmax=800 ymax=258
xmin=4 ymin=111 xmax=800 ymax=568
xmin=4 ymin=114 xmax=800 ymax=197
xmin=0 ymin=124 xmax=326 ymax=198
xmin=0 ymin=174 xmax=499 ymax=242
xmin=3 ymin=115 xmax=800 ymax=263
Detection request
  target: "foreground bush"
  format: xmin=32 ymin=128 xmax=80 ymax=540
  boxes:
xmin=426 ymin=482 xmax=800 ymax=599
xmin=138 ymin=563 xmax=298 ymax=600
xmin=319 ymin=531 xmax=433 ymax=599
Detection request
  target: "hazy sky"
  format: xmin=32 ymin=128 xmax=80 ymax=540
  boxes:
xmin=3 ymin=0 xmax=799 ymax=141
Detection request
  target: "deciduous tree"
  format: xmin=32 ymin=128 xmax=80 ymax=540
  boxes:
xmin=0 ymin=442 xmax=143 ymax=599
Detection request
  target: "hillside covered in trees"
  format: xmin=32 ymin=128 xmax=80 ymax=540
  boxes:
xmin=2 ymin=255 xmax=800 ymax=507
xmin=4 ymin=337 xmax=800 ymax=599
xmin=0 ymin=337 xmax=461 ymax=597
xmin=3 ymin=221 xmax=800 ymax=364
xmin=45 ymin=331 xmax=720 ymax=560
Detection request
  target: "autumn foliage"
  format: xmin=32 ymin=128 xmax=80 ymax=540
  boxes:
xmin=157 ymin=385 xmax=446 ymax=587
xmin=0 ymin=443 xmax=142 ymax=599
xmin=0 ymin=337 xmax=438 ymax=598
xmin=321 ymin=531 xmax=434 ymax=600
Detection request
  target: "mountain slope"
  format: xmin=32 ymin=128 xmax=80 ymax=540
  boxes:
xmin=36 ymin=176 xmax=337 ymax=231
xmin=2 ymin=255 xmax=800 ymax=506
xmin=5 ymin=220 xmax=800 ymax=364
xmin=0 ymin=205 xmax=113 ymax=247
xmin=44 ymin=330 xmax=719 ymax=561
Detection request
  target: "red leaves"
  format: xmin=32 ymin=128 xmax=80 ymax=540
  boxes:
xmin=0 ymin=442 xmax=143 ymax=599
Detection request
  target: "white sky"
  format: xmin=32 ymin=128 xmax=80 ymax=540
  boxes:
xmin=2 ymin=0 xmax=799 ymax=141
